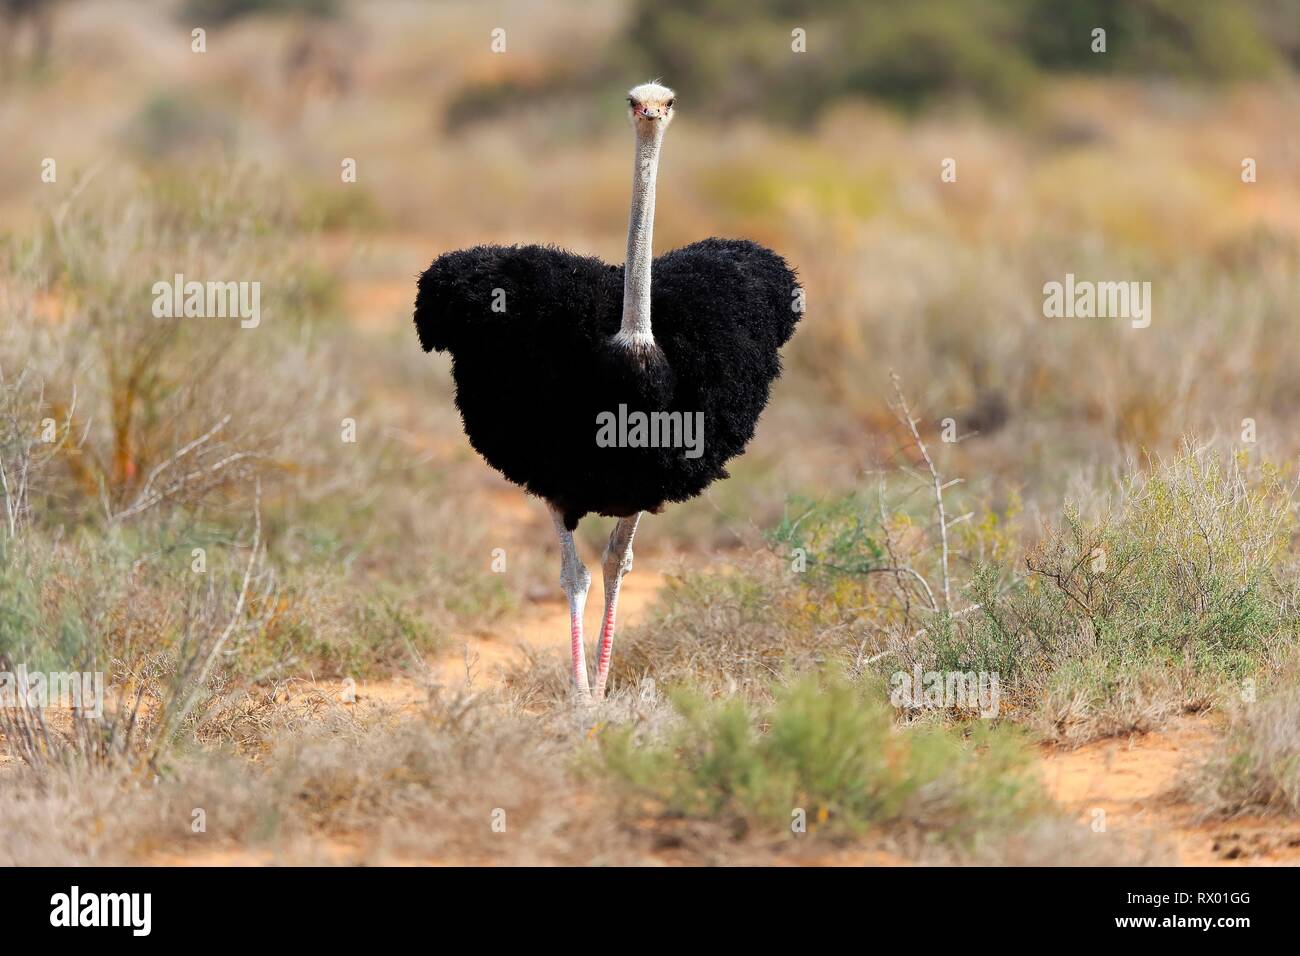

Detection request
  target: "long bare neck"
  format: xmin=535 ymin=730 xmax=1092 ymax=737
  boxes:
xmin=618 ymin=123 xmax=664 ymax=343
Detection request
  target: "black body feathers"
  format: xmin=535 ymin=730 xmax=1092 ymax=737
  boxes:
xmin=414 ymin=239 xmax=800 ymax=528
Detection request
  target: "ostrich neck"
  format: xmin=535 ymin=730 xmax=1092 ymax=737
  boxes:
xmin=619 ymin=123 xmax=664 ymax=341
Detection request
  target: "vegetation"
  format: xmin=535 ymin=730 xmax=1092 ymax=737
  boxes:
xmin=620 ymin=449 xmax=1300 ymax=745
xmin=599 ymin=672 xmax=1046 ymax=844
xmin=449 ymin=0 xmax=1297 ymax=125
xmin=1190 ymin=680 xmax=1300 ymax=818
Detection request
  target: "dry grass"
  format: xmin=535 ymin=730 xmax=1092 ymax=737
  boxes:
xmin=1187 ymin=679 xmax=1300 ymax=819
xmin=1 ymin=676 xmax=1158 ymax=866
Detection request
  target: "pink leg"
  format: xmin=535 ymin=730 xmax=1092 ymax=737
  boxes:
xmin=549 ymin=505 xmax=591 ymax=699
xmin=593 ymin=514 xmax=640 ymax=701
xmin=569 ymin=605 xmax=589 ymax=694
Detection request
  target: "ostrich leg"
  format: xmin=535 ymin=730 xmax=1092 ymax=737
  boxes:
xmin=549 ymin=505 xmax=592 ymax=699
xmin=593 ymin=513 xmax=641 ymax=701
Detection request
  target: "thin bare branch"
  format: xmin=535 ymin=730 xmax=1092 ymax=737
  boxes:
xmin=890 ymin=371 xmax=953 ymax=611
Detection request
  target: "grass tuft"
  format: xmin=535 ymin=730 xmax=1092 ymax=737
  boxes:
xmin=597 ymin=671 xmax=1047 ymax=847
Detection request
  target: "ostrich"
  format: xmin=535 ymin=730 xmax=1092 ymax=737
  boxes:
xmin=414 ymin=82 xmax=801 ymax=701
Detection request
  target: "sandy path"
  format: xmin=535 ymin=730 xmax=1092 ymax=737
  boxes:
xmin=1039 ymin=719 xmax=1300 ymax=865
xmin=428 ymin=567 xmax=667 ymax=689
xmin=294 ymin=561 xmax=669 ymax=718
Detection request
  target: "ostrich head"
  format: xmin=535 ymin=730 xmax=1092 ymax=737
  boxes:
xmin=627 ymin=82 xmax=676 ymax=133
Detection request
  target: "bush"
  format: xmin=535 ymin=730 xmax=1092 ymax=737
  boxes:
xmin=615 ymin=0 xmax=1285 ymax=119
xmin=598 ymin=671 xmax=1046 ymax=845
xmin=920 ymin=450 xmax=1299 ymax=740
xmin=629 ymin=450 xmax=1298 ymax=742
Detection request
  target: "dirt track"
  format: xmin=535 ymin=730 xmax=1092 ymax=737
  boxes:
xmin=1040 ymin=718 xmax=1300 ymax=866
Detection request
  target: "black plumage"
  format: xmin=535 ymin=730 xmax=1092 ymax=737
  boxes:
xmin=414 ymin=237 xmax=800 ymax=529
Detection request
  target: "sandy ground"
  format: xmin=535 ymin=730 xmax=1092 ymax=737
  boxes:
xmin=292 ymin=563 xmax=668 ymax=714
xmin=1039 ymin=718 xmax=1300 ymax=866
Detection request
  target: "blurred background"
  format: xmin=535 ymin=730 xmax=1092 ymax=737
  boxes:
xmin=7 ymin=0 xmax=1299 ymax=511
xmin=7 ymin=0 xmax=1300 ymax=515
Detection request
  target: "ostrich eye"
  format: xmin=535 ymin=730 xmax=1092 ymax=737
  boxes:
xmin=627 ymin=97 xmax=637 ymax=108
xmin=667 ymin=98 xmax=675 ymax=108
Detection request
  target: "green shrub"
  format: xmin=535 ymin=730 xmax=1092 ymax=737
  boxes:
xmin=772 ymin=494 xmax=887 ymax=582
xmin=598 ymin=671 xmax=1046 ymax=843
xmin=615 ymin=0 xmax=1284 ymax=118
xmin=0 ymin=536 xmax=114 ymax=672
xmin=930 ymin=450 xmax=1299 ymax=739
xmin=121 ymin=92 xmax=237 ymax=161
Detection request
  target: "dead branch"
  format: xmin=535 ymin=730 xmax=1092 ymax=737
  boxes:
xmin=889 ymin=371 xmax=953 ymax=611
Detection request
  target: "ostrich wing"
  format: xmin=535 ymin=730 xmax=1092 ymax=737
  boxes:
xmin=414 ymin=245 xmax=619 ymax=355
xmin=413 ymin=238 xmax=798 ymax=358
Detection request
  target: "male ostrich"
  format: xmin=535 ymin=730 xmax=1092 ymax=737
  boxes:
xmin=414 ymin=83 xmax=801 ymax=701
